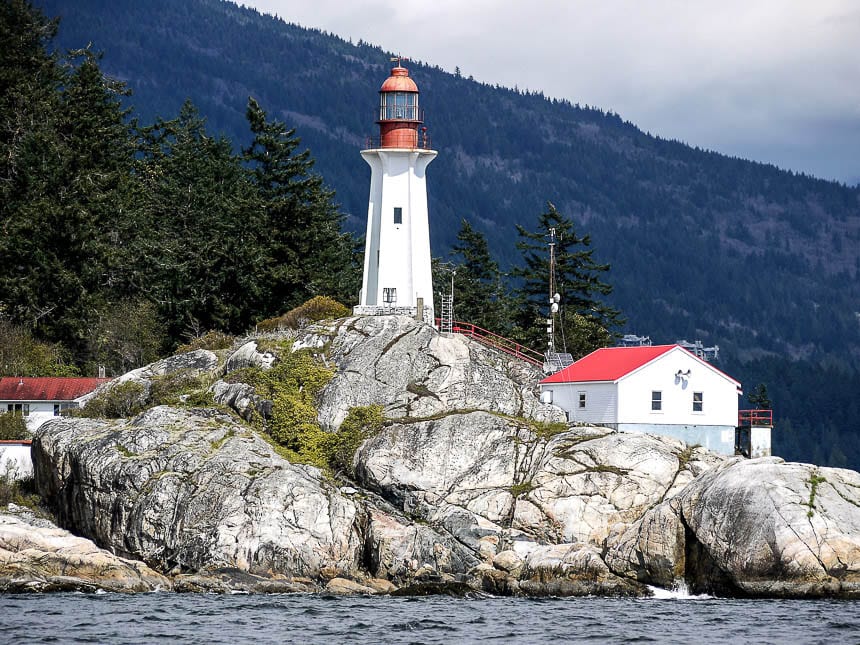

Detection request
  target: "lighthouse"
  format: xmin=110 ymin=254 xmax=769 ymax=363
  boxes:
xmin=353 ymin=60 xmax=437 ymax=323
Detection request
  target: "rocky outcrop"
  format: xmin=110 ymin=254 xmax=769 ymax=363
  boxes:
xmin=605 ymin=457 xmax=860 ymax=598
xmin=356 ymin=411 xmax=721 ymax=551
xmin=0 ymin=505 xmax=168 ymax=593
xmin=79 ymin=349 xmax=222 ymax=412
xmin=294 ymin=315 xmax=564 ymax=429
xmin=33 ymin=406 xmax=364 ymax=581
xmin=23 ymin=316 xmax=860 ymax=597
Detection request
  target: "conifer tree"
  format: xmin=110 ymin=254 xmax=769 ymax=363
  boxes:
xmin=244 ymin=97 xmax=359 ymax=311
xmin=0 ymin=8 xmax=136 ymax=361
xmin=132 ymin=100 xmax=262 ymax=342
xmin=512 ymin=203 xmax=624 ymax=356
xmin=448 ymin=219 xmax=508 ymax=332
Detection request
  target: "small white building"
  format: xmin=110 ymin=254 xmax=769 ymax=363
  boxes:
xmin=0 ymin=377 xmax=109 ymax=433
xmin=0 ymin=440 xmax=33 ymax=480
xmin=539 ymin=345 xmax=744 ymax=455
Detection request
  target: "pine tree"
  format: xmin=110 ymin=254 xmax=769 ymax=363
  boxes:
xmin=0 ymin=16 xmax=136 ymax=362
xmin=748 ymin=383 xmax=772 ymax=410
xmin=244 ymin=97 xmax=359 ymax=312
xmin=132 ymin=100 xmax=263 ymax=342
xmin=512 ymin=203 xmax=624 ymax=356
xmin=448 ymin=219 xmax=508 ymax=332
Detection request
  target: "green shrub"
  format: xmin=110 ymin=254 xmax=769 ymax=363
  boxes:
xmin=259 ymin=343 xmax=335 ymax=469
xmin=0 ymin=413 xmax=28 ymax=440
xmin=78 ymin=381 xmax=147 ymax=418
xmin=223 ymin=366 xmax=266 ymax=387
xmin=327 ymin=405 xmax=385 ymax=474
xmin=149 ymin=370 xmax=211 ymax=406
xmin=256 ymin=296 xmax=349 ymax=332
xmin=0 ymin=475 xmax=42 ymax=510
xmin=176 ymin=330 xmax=235 ymax=353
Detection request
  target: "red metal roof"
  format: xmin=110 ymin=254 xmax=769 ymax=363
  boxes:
xmin=541 ymin=345 xmax=680 ymax=384
xmin=380 ymin=66 xmax=418 ymax=93
xmin=0 ymin=377 xmax=109 ymax=402
xmin=541 ymin=345 xmax=741 ymax=387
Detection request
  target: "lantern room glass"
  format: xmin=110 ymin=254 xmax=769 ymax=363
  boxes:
xmin=380 ymin=92 xmax=418 ymax=120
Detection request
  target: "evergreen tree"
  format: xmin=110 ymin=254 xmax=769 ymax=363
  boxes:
xmin=512 ymin=203 xmax=623 ymax=356
xmin=0 ymin=21 xmax=136 ymax=361
xmin=244 ymin=97 xmax=359 ymax=311
xmin=131 ymin=100 xmax=263 ymax=342
xmin=448 ymin=219 xmax=508 ymax=332
xmin=748 ymin=383 xmax=772 ymax=410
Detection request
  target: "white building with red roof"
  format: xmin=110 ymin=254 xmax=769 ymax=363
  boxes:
xmin=0 ymin=377 xmax=109 ymax=432
xmin=539 ymin=345 xmax=744 ymax=455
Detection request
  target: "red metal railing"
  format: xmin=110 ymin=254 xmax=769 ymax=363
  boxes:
xmin=437 ymin=319 xmax=544 ymax=366
xmin=738 ymin=409 xmax=773 ymax=426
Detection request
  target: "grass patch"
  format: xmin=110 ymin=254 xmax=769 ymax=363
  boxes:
xmin=115 ymin=444 xmax=137 ymax=458
xmin=210 ymin=428 xmax=236 ymax=451
xmin=149 ymin=370 xmax=212 ymax=407
xmin=807 ymin=470 xmax=827 ymax=518
xmin=677 ymin=445 xmax=699 ymax=470
xmin=529 ymin=420 xmax=570 ymax=440
xmin=509 ymin=481 xmax=535 ymax=498
xmin=406 ymin=381 xmax=439 ymax=400
xmin=176 ymin=330 xmax=235 ymax=353
xmin=584 ymin=464 xmax=628 ymax=476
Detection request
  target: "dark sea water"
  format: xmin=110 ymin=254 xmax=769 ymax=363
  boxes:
xmin=1 ymin=590 xmax=858 ymax=644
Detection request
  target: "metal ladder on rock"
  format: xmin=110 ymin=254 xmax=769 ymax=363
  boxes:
xmin=440 ymin=294 xmax=453 ymax=335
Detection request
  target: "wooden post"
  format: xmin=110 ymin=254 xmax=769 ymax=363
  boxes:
xmin=415 ymin=297 xmax=424 ymax=322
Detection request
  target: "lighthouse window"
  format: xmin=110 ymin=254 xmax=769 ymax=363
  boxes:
xmin=381 ymin=92 xmax=417 ymax=120
xmin=393 ymin=207 xmax=402 ymax=224
xmin=382 ymin=288 xmax=397 ymax=304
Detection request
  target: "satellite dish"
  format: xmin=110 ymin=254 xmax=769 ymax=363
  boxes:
xmin=553 ymin=293 xmax=561 ymax=303
xmin=551 ymin=303 xmax=559 ymax=313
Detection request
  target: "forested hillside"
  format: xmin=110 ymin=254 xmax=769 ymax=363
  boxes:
xmin=25 ymin=0 xmax=860 ymax=469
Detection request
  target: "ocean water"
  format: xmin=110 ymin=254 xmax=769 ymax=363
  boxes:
xmin=0 ymin=590 xmax=857 ymax=644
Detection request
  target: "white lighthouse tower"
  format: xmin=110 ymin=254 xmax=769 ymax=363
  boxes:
xmin=354 ymin=61 xmax=436 ymax=323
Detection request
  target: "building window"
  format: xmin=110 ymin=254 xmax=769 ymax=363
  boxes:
xmin=651 ymin=390 xmax=662 ymax=411
xmin=54 ymin=404 xmax=61 ymax=416
xmin=7 ymin=403 xmax=24 ymax=415
xmin=693 ymin=392 xmax=703 ymax=412
xmin=382 ymin=287 xmax=397 ymax=304
xmin=23 ymin=403 xmax=29 ymax=417
xmin=578 ymin=392 xmax=587 ymax=409
xmin=393 ymin=207 xmax=403 ymax=224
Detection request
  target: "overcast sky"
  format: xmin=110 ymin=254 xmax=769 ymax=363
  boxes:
xmin=239 ymin=1 xmax=860 ymax=185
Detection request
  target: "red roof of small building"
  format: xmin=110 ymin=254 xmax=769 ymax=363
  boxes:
xmin=541 ymin=345 xmax=675 ymax=384
xmin=0 ymin=377 xmax=109 ymax=402
xmin=380 ymin=66 xmax=418 ymax=93
xmin=541 ymin=345 xmax=741 ymax=387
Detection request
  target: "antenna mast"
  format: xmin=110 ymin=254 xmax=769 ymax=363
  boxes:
xmin=547 ymin=227 xmax=559 ymax=353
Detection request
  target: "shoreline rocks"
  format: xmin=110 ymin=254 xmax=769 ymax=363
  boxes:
xmin=0 ymin=505 xmax=169 ymax=593
xmin=12 ymin=315 xmax=860 ymax=598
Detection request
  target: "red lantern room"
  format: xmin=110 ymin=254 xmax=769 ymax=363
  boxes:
xmin=377 ymin=62 xmax=424 ymax=148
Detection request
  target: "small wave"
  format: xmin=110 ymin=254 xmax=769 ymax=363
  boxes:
xmin=647 ymin=581 xmax=712 ymax=600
